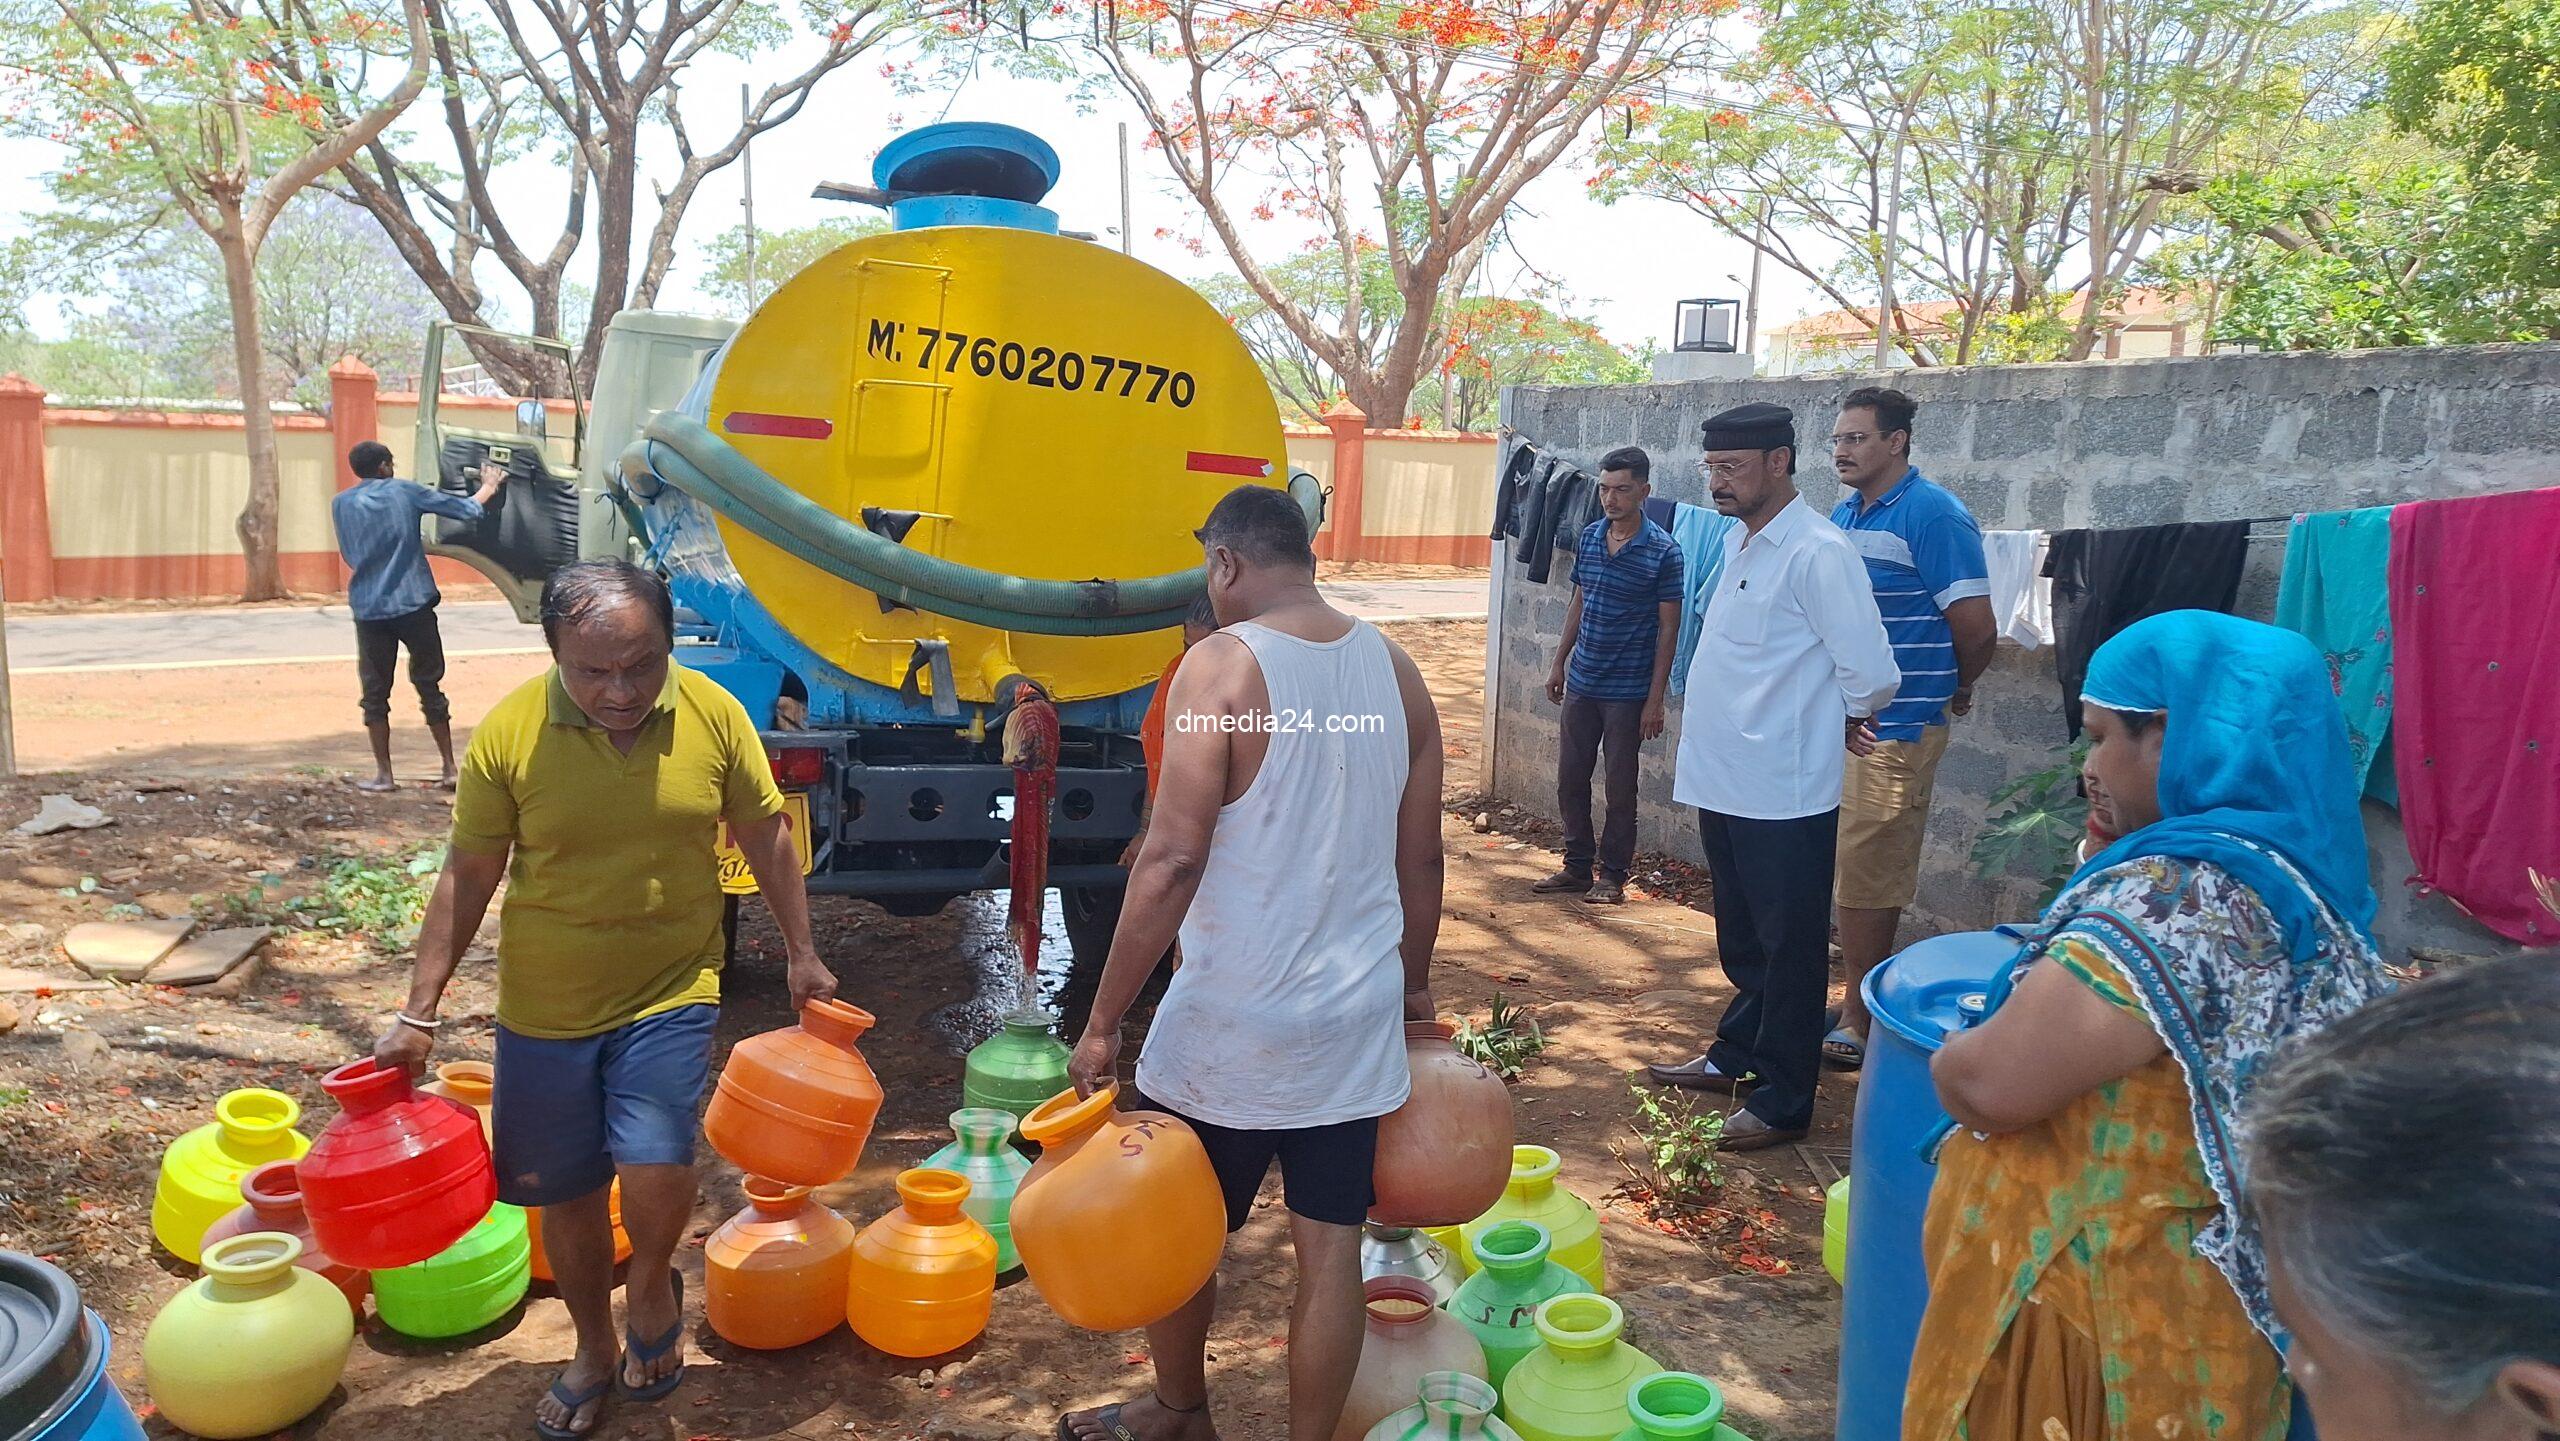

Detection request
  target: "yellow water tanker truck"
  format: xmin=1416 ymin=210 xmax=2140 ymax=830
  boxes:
xmin=409 ymin=122 xmax=1321 ymax=984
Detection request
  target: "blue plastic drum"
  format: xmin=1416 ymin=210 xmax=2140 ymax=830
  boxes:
xmin=1 ymin=1251 xmax=146 ymax=1441
xmin=1833 ymin=929 xmax=2020 ymax=1441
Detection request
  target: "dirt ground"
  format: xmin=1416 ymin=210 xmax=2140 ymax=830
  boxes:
xmin=0 ymin=616 xmax=1851 ymax=1441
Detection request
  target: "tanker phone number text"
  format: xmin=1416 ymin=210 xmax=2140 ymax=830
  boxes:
xmin=865 ymin=318 xmax=1196 ymax=408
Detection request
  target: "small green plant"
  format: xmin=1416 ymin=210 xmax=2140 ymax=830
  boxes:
xmin=1969 ymin=741 xmax=2091 ymax=905
xmin=1627 ymin=1081 xmax=1725 ymax=1202
xmin=1452 ymin=992 xmax=1547 ymax=1080
xmin=307 ymin=843 xmax=447 ymax=952
xmin=0 ymin=1086 xmax=31 ymax=1107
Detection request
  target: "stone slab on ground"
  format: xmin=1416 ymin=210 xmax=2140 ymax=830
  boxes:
xmin=60 ymin=917 xmax=194 ymax=978
xmin=144 ymin=926 xmax=271 ymax=986
xmin=0 ymin=965 xmax=112 ymax=993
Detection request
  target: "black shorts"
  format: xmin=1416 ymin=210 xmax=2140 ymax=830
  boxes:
xmin=1128 ymin=1088 xmax=1379 ymax=1232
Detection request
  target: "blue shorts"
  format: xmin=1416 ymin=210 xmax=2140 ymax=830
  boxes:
xmin=492 ymin=1004 xmax=718 ymax=1208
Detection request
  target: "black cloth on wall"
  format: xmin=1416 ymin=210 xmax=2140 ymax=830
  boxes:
xmin=2045 ymin=521 xmax=2251 ymax=737
xmin=1643 ymin=495 xmax=1677 ymax=530
xmin=1491 ymin=443 xmax=1542 ymax=540
xmin=1549 ymin=470 xmax=1598 ymax=552
xmin=1522 ymin=462 xmax=1569 ymax=584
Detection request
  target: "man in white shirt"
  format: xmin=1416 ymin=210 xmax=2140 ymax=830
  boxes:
xmin=1645 ymin=403 xmax=1900 ymax=1150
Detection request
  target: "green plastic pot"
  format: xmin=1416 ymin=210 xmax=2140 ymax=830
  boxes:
xmin=1611 ymin=1373 xmax=1754 ymax=1441
xmin=962 ymin=1010 xmax=1072 ymax=1132
xmin=1447 ymin=1221 xmax=1592 ymax=1387
xmin=922 ymin=1108 xmax=1033 ymax=1272
xmin=372 ymin=1202 xmax=530 ymax=1339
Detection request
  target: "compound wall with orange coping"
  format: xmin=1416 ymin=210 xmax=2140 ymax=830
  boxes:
xmin=0 ymin=364 xmax=1495 ymax=605
xmin=0 ymin=360 xmax=569 ymax=603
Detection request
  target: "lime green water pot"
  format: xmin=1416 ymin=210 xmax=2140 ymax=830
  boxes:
xmin=1499 ymin=1295 xmax=1659 ymax=1441
xmin=963 ymin=1009 xmax=1072 ymax=1131
xmin=1461 ymin=1147 xmax=1605 ymax=1293
xmin=1448 ymin=1221 xmax=1592 ymax=1386
xmin=922 ymin=1108 xmax=1034 ymax=1272
xmin=1611 ymin=1373 xmax=1754 ymax=1441
xmin=372 ymin=1202 xmax=530 ymax=1338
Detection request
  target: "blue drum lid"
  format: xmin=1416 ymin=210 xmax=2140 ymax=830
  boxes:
xmin=1865 ymin=929 xmax=2029 ymax=1055
xmin=0 ymin=1251 xmax=87 ymax=1438
xmin=874 ymin=123 xmax=1061 ymax=203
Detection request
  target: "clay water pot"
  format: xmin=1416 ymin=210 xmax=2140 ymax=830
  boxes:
xmin=706 ymin=1178 xmax=855 ymax=1351
xmin=1372 ymin=1020 xmax=1514 ymax=1228
xmin=1335 ymin=1277 xmax=1491 ymax=1441
xmin=298 ymin=1059 xmax=496 ymax=1271
xmin=844 ymin=1169 xmax=999 ymax=1359
xmin=703 ymin=999 xmax=884 ymax=1187
xmin=1011 ymin=1084 xmax=1225 ymax=1332
xmin=198 ymin=1161 xmax=368 ymax=1315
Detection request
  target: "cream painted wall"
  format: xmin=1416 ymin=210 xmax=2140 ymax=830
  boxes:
xmin=45 ymin=423 xmax=339 ymax=558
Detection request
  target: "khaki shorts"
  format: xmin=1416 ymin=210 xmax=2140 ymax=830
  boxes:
xmin=1836 ymin=723 xmax=1952 ymax=910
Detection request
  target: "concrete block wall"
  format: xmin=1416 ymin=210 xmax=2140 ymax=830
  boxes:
xmin=1485 ymin=342 xmax=2560 ymax=961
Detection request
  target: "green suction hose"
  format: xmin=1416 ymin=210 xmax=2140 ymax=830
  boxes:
xmin=628 ymin=412 xmax=1322 ymax=638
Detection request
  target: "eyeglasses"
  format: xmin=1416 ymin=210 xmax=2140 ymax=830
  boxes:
xmin=1695 ymin=458 xmax=1754 ymax=480
xmin=1830 ymin=432 xmax=1876 ymax=447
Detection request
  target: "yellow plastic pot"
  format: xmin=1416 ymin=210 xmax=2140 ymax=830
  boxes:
xmin=1460 ymin=1147 xmax=1605 ymax=1293
xmin=143 ymin=1232 xmax=353 ymax=1438
xmin=151 ymin=1088 xmax=310 ymax=1264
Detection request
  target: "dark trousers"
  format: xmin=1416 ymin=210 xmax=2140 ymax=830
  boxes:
xmin=1557 ymin=694 xmax=1644 ymax=882
xmin=355 ymin=603 xmax=450 ymax=726
xmin=1696 ymin=806 xmax=1839 ymax=1132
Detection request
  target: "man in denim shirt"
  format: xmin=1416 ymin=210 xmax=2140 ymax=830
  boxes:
xmin=331 ymin=442 xmax=504 ymax=791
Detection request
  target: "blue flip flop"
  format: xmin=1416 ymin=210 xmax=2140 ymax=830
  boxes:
xmin=533 ymin=1370 xmax=613 ymax=1440
xmin=615 ymin=1270 xmax=688 ymax=1403
xmin=1822 ymin=1026 xmax=1867 ymax=1071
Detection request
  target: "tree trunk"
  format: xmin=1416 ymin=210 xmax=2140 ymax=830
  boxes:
xmin=218 ymin=224 xmax=286 ymax=602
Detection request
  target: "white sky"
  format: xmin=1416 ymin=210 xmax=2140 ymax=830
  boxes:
xmin=0 ymin=28 xmax=1830 ymax=363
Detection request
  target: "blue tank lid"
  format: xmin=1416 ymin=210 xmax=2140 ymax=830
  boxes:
xmin=0 ymin=1250 xmax=90 ymax=1436
xmin=1864 ymin=929 xmax=2027 ymax=1055
xmin=874 ymin=123 xmax=1061 ymax=203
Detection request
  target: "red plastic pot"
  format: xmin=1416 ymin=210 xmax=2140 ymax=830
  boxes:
xmin=200 ymin=1160 xmax=370 ymax=1315
xmin=299 ymin=1058 xmax=498 ymax=1270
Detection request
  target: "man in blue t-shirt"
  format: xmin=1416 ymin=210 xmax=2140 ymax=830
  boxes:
xmin=1825 ymin=389 xmax=1995 ymax=1066
xmin=330 ymin=441 xmax=504 ymax=792
xmin=1539 ymin=446 xmax=1684 ymax=905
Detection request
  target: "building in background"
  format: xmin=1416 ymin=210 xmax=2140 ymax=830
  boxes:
xmin=1764 ymin=288 xmax=2193 ymax=374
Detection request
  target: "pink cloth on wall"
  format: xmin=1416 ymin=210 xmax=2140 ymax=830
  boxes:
xmin=2388 ymin=486 xmax=2560 ymax=944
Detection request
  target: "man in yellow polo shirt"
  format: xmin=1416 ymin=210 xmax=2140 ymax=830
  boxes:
xmin=373 ymin=560 xmax=835 ymax=1440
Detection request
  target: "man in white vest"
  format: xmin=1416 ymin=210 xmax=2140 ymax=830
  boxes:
xmin=1061 ymin=483 xmax=1447 ymax=1441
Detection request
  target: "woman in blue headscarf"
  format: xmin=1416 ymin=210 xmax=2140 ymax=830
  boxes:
xmin=1902 ymin=611 xmax=2392 ymax=1441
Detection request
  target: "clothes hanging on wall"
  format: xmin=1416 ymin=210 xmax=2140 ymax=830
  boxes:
xmin=2388 ymin=486 xmax=2560 ymax=945
xmin=1982 ymin=529 xmax=2053 ymax=650
xmin=2045 ymin=521 xmax=2251 ymax=738
xmin=1490 ymin=442 xmax=1542 ymax=540
xmin=1666 ymin=501 xmax=1741 ymax=698
xmin=2273 ymin=507 xmax=2397 ymax=803
xmin=1549 ymin=469 xmax=1598 ymax=552
xmin=1520 ymin=463 xmax=1576 ymax=585
xmin=1643 ymin=495 xmax=1678 ymax=531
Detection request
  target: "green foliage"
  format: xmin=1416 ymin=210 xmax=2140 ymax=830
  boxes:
xmin=1969 ymin=743 xmax=2090 ymax=904
xmin=206 ymin=842 xmax=446 ymax=953
xmin=1452 ymin=993 xmax=1548 ymax=1081
xmin=695 ymin=217 xmax=889 ymax=317
xmin=1627 ymin=1081 xmax=1724 ymax=1201
xmin=2384 ymin=0 xmax=2560 ymax=282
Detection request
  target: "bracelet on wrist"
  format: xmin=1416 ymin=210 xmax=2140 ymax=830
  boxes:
xmin=395 ymin=1012 xmax=442 ymax=1033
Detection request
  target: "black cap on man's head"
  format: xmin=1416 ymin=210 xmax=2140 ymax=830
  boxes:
xmin=1701 ymin=403 xmax=1794 ymax=452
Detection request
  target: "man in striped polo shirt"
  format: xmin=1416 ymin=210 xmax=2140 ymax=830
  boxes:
xmin=1826 ymin=388 xmax=1995 ymax=1067
xmin=1539 ymin=446 xmax=1684 ymax=906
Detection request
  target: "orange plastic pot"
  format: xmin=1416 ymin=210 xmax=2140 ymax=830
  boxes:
xmin=1372 ymin=1020 xmax=1515 ymax=1228
xmin=525 ymin=1180 xmax=633 ymax=1283
xmin=419 ymin=1061 xmax=495 ymax=1140
xmin=844 ymin=1169 xmax=999 ymax=1359
xmin=703 ymin=999 xmax=884 ymax=1187
xmin=707 ymin=1177 xmax=855 ymax=1351
xmin=1011 ymin=1084 xmax=1226 ymax=1333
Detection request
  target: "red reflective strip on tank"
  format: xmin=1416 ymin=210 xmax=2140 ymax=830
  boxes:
xmin=1186 ymin=451 xmax=1273 ymax=477
xmin=722 ymin=412 xmax=835 ymax=440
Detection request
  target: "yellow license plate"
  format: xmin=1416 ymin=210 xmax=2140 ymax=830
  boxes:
xmin=717 ymin=791 xmax=814 ymax=896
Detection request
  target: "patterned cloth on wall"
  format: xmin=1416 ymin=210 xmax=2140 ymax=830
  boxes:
xmin=2388 ymin=486 xmax=2560 ymax=945
xmin=2273 ymin=507 xmax=2397 ymax=802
